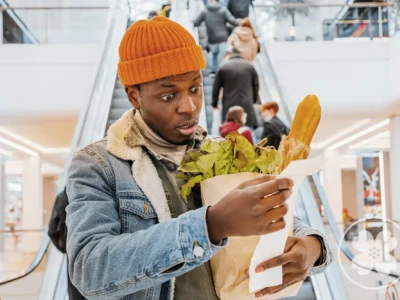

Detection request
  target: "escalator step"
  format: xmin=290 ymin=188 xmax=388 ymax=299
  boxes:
xmin=113 ymin=88 xmax=126 ymax=98
xmin=111 ymin=97 xmax=131 ymax=109
xmin=109 ymin=108 xmax=131 ymax=120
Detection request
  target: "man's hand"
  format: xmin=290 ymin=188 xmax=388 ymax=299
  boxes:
xmin=207 ymin=176 xmax=293 ymax=244
xmin=254 ymin=236 xmax=322 ymax=298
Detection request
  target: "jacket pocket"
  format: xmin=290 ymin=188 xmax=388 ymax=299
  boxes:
xmin=119 ymin=196 xmax=158 ymax=233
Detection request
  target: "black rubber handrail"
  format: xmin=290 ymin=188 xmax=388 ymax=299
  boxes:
xmin=0 ymin=229 xmax=50 ymax=285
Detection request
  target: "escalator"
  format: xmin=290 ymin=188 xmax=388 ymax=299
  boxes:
xmin=251 ymin=5 xmax=400 ymax=300
xmin=1 ymin=1 xmax=398 ymax=299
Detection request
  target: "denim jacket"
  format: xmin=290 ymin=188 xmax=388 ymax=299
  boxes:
xmin=66 ymin=110 xmax=333 ymax=300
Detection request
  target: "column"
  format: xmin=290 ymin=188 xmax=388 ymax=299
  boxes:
xmin=389 ymin=116 xmax=400 ymax=259
xmin=323 ymin=149 xmax=344 ymax=227
xmin=0 ymin=156 xmax=5 ymax=250
xmin=22 ymin=155 xmax=43 ymax=251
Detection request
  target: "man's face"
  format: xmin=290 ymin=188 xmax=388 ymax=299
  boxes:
xmin=127 ymin=70 xmax=203 ymax=145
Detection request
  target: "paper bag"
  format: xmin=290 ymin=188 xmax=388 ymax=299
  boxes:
xmin=200 ymin=156 xmax=323 ymax=299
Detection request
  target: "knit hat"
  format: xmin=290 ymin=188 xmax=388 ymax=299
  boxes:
xmin=118 ymin=16 xmax=206 ymax=87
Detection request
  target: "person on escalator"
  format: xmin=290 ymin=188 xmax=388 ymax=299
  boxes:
xmin=212 ymin=47 xmax=259 ymax=130
xmin=193 ymin=0 xmax=240 ymax=74
xmin=219 ymin=106 xmax=254 ymax=145
xmin=48 ymin=188 xmax=85 ymax=300
xmin=228 ymin=0 xmax=254 ymax=19
xmin=226 ymin=17 xmax=259 ymax=62
xmin=260 ymin=101 xmax=290 ymax=149
xmin=65 ymin=17 xmax=332 ymax=299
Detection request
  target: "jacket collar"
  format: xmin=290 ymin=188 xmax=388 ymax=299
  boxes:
xmin=106 ymin=109 xmax=206 ymax=223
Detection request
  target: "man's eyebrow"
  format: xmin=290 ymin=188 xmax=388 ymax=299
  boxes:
xmin=158 ymin=83 xmax=177 ymax=89
xmin=193 ymin=74 xmax=202 ymax=82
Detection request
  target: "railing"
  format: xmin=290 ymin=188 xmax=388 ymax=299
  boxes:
xmin=253 ymin=2 xmax=400 ymax=42
xmin=0 ymin=4 xmax=110 ymax=44
xmin=0 ymin=229 xmax=48 ymax=285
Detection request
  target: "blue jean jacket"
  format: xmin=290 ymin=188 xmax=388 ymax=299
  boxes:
xmin=66 ymin=111 xmax=332 ymax=300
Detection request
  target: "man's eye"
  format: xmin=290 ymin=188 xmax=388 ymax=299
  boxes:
xmin=190 ymin=85 xmax=202 ymax=93
xmin=161 ymin=94 xmax=175 ymax=101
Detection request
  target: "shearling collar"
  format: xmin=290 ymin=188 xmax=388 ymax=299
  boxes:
xmin=106 ymin=109 xmax=206 ymax=162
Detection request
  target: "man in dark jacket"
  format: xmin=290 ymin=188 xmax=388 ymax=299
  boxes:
xmin=228 ymin=0 xmax=254 ymax=18
xmin=212 ymin=48 xmax=259 ymax=129
xmin=193 ymin=0 xmax=240 ymax=73
xmin=48 ymin=189 xmax=85 ymax=300
xmin=260 ymin=101 xmax=290 ymax=149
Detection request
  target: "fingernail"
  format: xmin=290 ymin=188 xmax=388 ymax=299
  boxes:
xmin=255 ymin=292 xmax=263 ymax=298
xmin=255 ymin=266 xmax=264 ymax=273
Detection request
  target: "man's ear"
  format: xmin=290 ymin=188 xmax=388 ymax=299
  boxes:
xmin=126 ymin=86 xmax=141 ymax=110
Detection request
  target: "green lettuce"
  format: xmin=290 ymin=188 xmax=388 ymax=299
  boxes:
xmin=177 ymin=132 xmax=282 ymax=202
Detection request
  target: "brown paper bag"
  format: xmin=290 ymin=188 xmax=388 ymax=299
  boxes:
xmin=201 ymin=173 xmax=302 ymax=299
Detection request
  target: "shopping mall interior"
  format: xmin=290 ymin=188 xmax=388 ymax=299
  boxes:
xmin=0 ymin=0 xmax=400 ymax=299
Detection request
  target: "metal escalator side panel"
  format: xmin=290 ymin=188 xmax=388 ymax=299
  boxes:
xmin=298 ymin=180 xmax=349 ymax=300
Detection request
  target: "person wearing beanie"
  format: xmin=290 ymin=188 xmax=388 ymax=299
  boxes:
xmin=66 ymin=17 xmax=332 ymax=300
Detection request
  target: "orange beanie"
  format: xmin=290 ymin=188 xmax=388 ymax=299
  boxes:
xmin=118 ymin=17 xmax=206 ymax=87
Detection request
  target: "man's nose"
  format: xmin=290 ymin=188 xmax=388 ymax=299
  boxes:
xmin=177 ymin=93 xmax=197 ymax=114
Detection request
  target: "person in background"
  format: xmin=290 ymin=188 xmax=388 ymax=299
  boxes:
xmin=228 ymin=0 xmax=254 ymax=19
xmin=260 ymin=101 xmax=290 ymax=149
xmin=212 ymin=47 xmax=259 ymax=130
xmin=148 ymin=10 xmax=158 ymax=19
xmin=219 ymin=106 xmax=254 ymax=145
xmin=48 ymin=188 xmax=84 ymax=300
xmin=227 ymin=17 xmax=259 ymax=62
xmin=193 ymin=0 xmax=240 ymax=74
xmin=159 ymin=1 xmax=172 ymax=18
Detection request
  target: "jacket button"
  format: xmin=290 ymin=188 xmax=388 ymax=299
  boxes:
xmin=193 ymin=245 xmax=204 ymax=258
xmin=166 ymin=162 xmax=176 ymax=171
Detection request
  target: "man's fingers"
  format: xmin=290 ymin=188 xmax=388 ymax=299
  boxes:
xmin=247 ymin=178 xmax=294 ymax=199
xmin=282 ymin=262 xmax=300 ymax=274
xmin=255 ymin=284 xmax=284 ymax=298
xmin=261 ymin=189 xmax=292 ymax=211
xmin=264 ymin=204 xmax=288 ymax=223
xmin=239 ymin=175 xmax=276 ymax=189
xmin=262 ymin=218 xmax=286 ymax=235
xmin=284 ymin=236 xmax=298 ymax=253
xmin=256 ymin=274 xmax=305 ymax=297
xmin=255 ymin=252 xmax=293 ymax=273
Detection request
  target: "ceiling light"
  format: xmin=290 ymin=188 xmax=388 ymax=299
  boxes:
xmin=328 ymin=119 xmax=390 ymax=151
xmin=0 ymin=127 xmax=70 ymax=154
xmin=312 ymin=119 xmax=371 ymax=150
xmin=0 ymin=136 xmax=38 ymax=156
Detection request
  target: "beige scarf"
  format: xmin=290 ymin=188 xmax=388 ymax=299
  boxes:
xmin=133 ymin=110 xmax=188 ymax=166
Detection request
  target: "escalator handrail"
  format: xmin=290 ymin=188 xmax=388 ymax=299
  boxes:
xmin=0 ymin=0 xmax=39 ymax=43
xmin=0 ymin=1 xmax=125 ymax=288
xmin=0 ymin=229 xmax=50 ymax=285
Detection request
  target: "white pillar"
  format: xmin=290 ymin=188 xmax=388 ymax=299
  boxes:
xmin=389 ymin=116 xmax=400 ymax=259
xmin=323 ymin=149 xmax=343 ymax=226
xmin=0 ymin=156 xmax=5 ymax=250
xmin=22 ymin=155 xmax=43 ymax=251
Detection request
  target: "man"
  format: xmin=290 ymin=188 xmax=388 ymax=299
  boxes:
xmin=193 ymin=0 xmax=240 ymax=74
xmin=228 ymin=0 xmax=254 ymax=19
xmin=212 ymin=47 xmax=259 ymax=130
xmin=159 ymin=1 xmax=171 ymax=18
xmin=66 ymin=17 xmax=332 ymax=299
xmin=261 ymin=101 xmax=290 ymax=149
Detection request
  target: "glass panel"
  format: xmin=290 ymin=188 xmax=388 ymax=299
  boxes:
xmin=1 ymin=2 xmax=110 ymax=44
xmin=253 ymin=2 xmax=400 ymax=42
